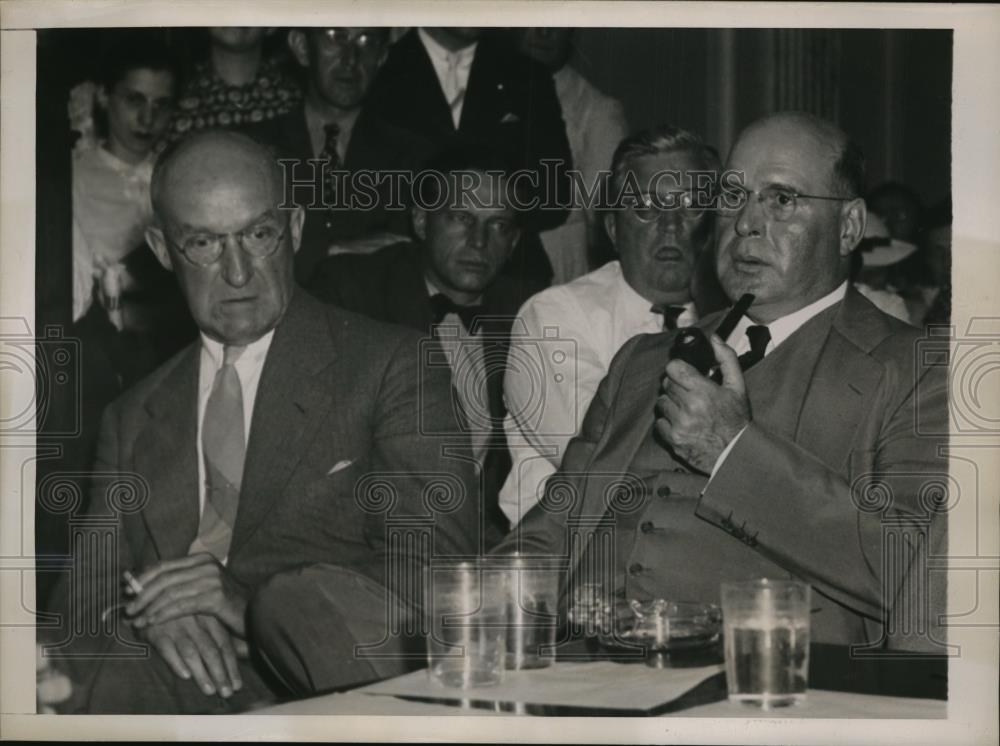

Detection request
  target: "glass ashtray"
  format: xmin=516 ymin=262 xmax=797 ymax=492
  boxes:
xmin=598 ymin=599 xmax=722 ymax=653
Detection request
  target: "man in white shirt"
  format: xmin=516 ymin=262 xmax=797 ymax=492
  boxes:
xmin=498 ymin=112 xmax=948 ymax=652
xmin=500 ymin=125 xmax=717 ymax=525
xmin=50 ymin=131 xmax=479 ymax=712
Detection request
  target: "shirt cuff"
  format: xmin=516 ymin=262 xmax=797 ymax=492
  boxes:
xmin=707 ymin=425 xmax=749 ymax=482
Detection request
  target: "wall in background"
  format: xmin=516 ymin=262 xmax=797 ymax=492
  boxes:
xmin=572 ymin=28 xmax=952 ymax=210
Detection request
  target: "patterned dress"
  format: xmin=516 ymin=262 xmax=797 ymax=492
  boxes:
xmin=171 ymin=57 xmax=302 ymax=139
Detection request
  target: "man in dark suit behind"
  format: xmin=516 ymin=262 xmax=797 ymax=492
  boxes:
xmin=250 ymin=27 xmax=432 ymax=286
xmin=364 ymin=27 xmax=574 ymax=288
xmin=46 ymin=131 xmax=480 ymax=713
xmin=498 ymin=112 xmax=949 ymax=653
xmin=309 ymin=144 xmax=542 ymax=546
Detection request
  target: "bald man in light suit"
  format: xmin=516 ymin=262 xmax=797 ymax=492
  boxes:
xmin=498 ymin=112 xmax=948 ymax=653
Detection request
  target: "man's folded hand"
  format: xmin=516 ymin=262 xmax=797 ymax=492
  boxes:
xmin=141 ymin=613 xmax=244 ymax=698
xmin=126 ymin=553 xmax=249 ymax=636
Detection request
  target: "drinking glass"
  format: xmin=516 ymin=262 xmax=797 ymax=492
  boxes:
xmin=425 ymin=560 xmax=506 ymax=688
xmin=721 ymin=579 xmax=811 ymax=708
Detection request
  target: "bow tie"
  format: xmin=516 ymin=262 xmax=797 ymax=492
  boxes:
xmin=430 ymin=293 xmax=483 ymax=332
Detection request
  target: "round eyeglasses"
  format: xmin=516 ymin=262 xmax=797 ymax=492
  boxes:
xmin=316 ymin=28 xmax=387 ymax=58
xmin=719 ymin=186 xmax=855 ymax=222
xmin=628 ymin=191 xmax=708 ymax=223
xmin=167 ymin=221 xmax=289 ymax=267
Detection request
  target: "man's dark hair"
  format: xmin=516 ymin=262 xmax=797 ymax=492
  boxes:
xmin=97 ymin=29 xmax=178 ymax=91
xmin=415 ymin=139 xmax=524 ymax=210
xmin=609 ymin=124 xmax=721 ymax=196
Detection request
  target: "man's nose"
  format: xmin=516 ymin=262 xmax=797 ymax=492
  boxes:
xmin=467 ymin=222 xmax=489 ymax=250
xmin=137 ymin=103 xmax=154 ymax=129
xmin=734 ymin=194 xmax=765 ymax=237
xmin=655 ymin=205 xmax=685 ymax=234
xmin=219 ymin=236 xmax=253 ymax=287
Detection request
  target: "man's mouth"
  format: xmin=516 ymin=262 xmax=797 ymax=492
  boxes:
xmin=732 ymin=255 xmax=769 ymax=272
xmin=456 ymin=259 xmax=490 ymax=273
xmin=653 ymin=246 xmax=685 ymax=262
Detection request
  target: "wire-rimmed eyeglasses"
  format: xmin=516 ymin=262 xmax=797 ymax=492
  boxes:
xmin=166 ymin=220 xmax=289 ymax=267
xmin=719 ymin=186 xmax=856 ymax=222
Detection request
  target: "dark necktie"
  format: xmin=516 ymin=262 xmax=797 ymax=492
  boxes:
xmin=650 ymin=304 xmax=687 ymax=331
xmin=738 ymin=325 xmax=771 ymax=371
xmin=318 ymin=122 xmax=341 ymax=207
xmin=430 ymin=293 xmax=483 ymax=333
xmin=190 ymin=345 xmax=245 ymax=560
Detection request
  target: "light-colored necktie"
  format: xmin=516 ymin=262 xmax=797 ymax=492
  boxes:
xmin=443 ymin=52 xmax=465 ymax=127
xmin=190 ymin=345 xmax=246 ymax=559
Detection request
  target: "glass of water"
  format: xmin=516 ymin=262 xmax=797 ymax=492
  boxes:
xmin=721 ymin=578 xmax=811 ymax=709
xmin=425 ymin=560 xmax=507 ymax=688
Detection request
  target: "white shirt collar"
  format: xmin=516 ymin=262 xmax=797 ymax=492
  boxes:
xmin=613 ymin=260 xmax=697 ymax=330
xmin=725 ymin=281 xmax=848 ymax=355
xmin=417 ymin=28 xmax=478 ymax=67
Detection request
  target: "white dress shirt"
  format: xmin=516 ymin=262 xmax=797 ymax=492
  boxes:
xmin=500 ymin=260 xmax=697 ymax=525
xmin=425 ymin=280 xmax=490 ymax=462
xmin=417 ymin=29 xmax=477 ymax=128
xmin=709 ymin=281 xmax=849 ymax=477
xmin=196 ymin=330 xmax=274 ymax=516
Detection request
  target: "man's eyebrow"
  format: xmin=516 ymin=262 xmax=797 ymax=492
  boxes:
xmin=760 ymin=179 xmax=802 ymax=192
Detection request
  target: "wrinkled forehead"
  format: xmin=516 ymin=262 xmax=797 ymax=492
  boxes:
xmin=728 ymin=121 xmax=840 ymax=191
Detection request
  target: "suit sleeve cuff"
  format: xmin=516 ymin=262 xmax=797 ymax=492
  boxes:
xmin=706 ymin=425 xmax=748 ymax=483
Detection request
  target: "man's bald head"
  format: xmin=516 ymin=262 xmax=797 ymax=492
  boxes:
xmin=735 ymin=112 xmax=865 ymax=198
xmin=150 ymin=130 xmax=284 ymax=226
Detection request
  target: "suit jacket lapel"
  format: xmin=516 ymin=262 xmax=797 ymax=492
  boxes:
xmin=460 ymin=40 xmax=494 ymax=133
xmin=134 ymin=345 xmax=201 ymax=560
xmin=229 ymin=292 xmax=336 ymax=555
xmin=795 ymin=289 xmax=889 ymax=473
xmin=383 ymin=248 xmax=434 ymax=332
xmin=399 ymin=31 xmax=456 ymax=136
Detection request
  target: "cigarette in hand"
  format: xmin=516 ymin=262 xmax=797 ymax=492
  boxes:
xmin=123 ymin=570 xmax=144 ymax=596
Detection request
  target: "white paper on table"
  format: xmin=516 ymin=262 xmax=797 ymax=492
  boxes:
xmin=356 ymin=662 xmax=724 ymax=711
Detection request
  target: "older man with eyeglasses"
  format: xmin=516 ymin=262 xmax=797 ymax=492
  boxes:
xmin=498 ymin=112 xmax=948 ymax=654
xmin=47 ymin=131 xmax=480 ymax=713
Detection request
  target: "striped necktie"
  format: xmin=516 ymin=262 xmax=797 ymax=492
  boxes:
xmin=190 ymin=344 xmax=246 ymax=560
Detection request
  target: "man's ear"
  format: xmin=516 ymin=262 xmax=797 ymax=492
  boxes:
xmin=289 ymin=205 xmax=306 ymax=255
xmin=145 ymin=225 xmax=174 ymax=272
xmin=840 ymin=197 xmax=867 ymax=257
xmin=287 ymin=30 xmax=310 ymax=68
xmin=412 ymin=207 xmax=428 ymax=242
xmin=603 ymin=210 xmax=619 ymax=253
